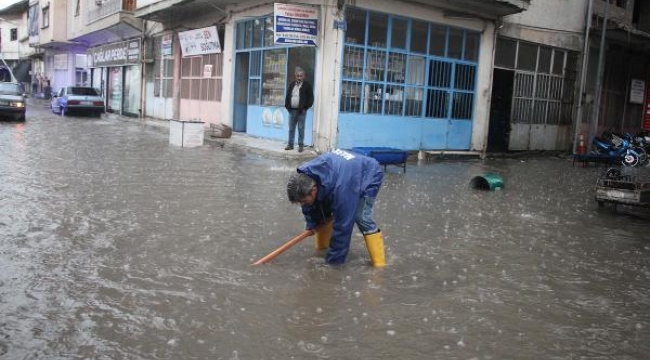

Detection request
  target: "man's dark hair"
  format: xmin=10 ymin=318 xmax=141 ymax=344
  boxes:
xmin=287 ymin=172 xmax=315 ymax=203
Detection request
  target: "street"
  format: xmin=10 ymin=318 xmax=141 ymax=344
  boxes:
xmin=0 ymin=101 xmax=648 ymax=360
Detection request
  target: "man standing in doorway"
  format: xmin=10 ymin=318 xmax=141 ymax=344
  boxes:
xmin=284 ymin=66 xmax=314 ymax=153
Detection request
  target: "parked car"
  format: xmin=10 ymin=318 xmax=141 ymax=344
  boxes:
xmin=0 ymin=81 xmax=27 ymax=121
xmin=51 ymin=86 xmax=105 ymax=117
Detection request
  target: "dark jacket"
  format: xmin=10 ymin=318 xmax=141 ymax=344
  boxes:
xmin=284 ymin=80 xmax=314 ymax=111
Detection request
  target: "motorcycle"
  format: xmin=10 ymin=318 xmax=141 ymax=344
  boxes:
xmin=591 ymin=132 xmax=648 ymax=167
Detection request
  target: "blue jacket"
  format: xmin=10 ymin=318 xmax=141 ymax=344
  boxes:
xmin=298 ymin=150 xmax=384 ymax=264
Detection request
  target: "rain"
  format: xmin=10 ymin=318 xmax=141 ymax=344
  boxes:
xmin=0 ymin=103 xmax=648 ymax=359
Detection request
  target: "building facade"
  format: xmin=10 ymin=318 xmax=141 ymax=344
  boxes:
xmin=8 ymin=0 xmax=650 ymax=154
xmin=136 ymin=0 xmax=529 ymax=153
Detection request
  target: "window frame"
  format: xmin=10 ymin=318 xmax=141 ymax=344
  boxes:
xmin=340 ymin=8 xmax=480 ymax=120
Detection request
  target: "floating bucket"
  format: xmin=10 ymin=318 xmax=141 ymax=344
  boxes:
xmin=470 ymin=173 xmax=504 ymax=191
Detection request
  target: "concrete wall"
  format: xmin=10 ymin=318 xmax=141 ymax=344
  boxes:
xmin=501 ymin=0 xmax=586 ymax=52
xmin=0 ymin=14 xmax=24 ymax=60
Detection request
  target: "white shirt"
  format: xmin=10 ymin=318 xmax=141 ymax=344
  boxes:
xmin=291 ymin=82 xmax=302 ymax=109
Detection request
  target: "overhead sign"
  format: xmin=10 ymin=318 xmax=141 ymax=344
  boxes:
xmin=274 ymin=3 xmax=318 ymax=46
xmin=178 ymin=26 xmax=221 ymax=57
xmin=88 ymin=39 xmax=141 ymax=67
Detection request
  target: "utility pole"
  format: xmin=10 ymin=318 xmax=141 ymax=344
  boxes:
xmin=573 ymin=0 xmax=594 ymax=154
xmin=589 ymin=0 xmax=610 ymax=144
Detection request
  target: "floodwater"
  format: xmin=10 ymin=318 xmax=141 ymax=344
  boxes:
xmin=0 ymin=107 xmax=649 ymax=360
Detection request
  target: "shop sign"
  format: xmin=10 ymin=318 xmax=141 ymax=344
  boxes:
xmin=630 ymin=79 xmax=645 ymax=104
xmin=178 ymin=26 xmax=221 ymax=57
xmin=88 ymin=39 xmax=141 ymax=67
xmin=161 ymin=33 xmax=173 ymax=56
xmin=274 ymin=3 xmax=318 ymax=46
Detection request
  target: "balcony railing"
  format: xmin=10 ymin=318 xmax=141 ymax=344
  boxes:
xmin=87 ymin=0 xmax=137 ymax=24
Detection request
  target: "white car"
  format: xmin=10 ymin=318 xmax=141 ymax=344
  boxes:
xmin=51 ymin=86 xmax=105 ymax=117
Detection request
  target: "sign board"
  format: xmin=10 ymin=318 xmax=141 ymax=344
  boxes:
xmin=178 ymin=26 xmax=221 ymax=57
xmin=161 ymin=33 xmax=173 ymax=56
xmin=630 ymin=79 xmax=645 ymax=104
xmin=88 ymin=39 xmax=141 ymax=67
xmin=274 ymin=3 xmax=318 ymax=46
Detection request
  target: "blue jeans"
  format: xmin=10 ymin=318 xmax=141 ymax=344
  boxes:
xmin=326 ymin=196 xmax=379 ymax=264
xmin=354 ymin=196 xmax=378 ymax=234
xmin=288 ymin=109 xmax=306 ymax=147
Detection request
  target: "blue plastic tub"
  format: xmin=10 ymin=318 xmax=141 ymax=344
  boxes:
xmin=350 ymin=147 xmax=409 ymax=172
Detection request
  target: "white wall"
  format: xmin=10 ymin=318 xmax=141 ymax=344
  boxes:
xmin=0 ymin=14 xmax=26 ymax=60
xmin=502 ymin=0 xmax=587 ymax=51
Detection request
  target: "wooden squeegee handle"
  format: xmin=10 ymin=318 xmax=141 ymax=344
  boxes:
xmin=251 ymin=229 xmax=315 ymax=265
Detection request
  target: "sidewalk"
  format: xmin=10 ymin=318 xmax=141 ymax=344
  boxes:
xmin=28 ymin=96 xmax=317 ymax=159
xmin=106 ymin=110 xmax=317 ymax=160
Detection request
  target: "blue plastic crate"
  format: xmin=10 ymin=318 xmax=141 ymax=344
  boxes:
xmin=350 ymin=147 xmax=409 ymax=172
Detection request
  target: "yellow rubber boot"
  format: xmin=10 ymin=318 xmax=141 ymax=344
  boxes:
xmin=364 ymin=231 xmax=386 ymax=267
xmin=314 ymin=219 xmax=333 ymax=250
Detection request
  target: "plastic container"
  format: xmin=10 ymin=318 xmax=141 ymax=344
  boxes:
xmin=470 ymin=173 xmax=504 ymax=191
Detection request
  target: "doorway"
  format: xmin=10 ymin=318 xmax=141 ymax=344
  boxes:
xmin=233 ymin=52 xmax=249 ymax=132
xmin=488 ymin=68 xmax=514 ymax=152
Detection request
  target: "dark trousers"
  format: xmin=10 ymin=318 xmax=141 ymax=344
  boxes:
xmin=288 ymin=109 xmax=306 ymax=147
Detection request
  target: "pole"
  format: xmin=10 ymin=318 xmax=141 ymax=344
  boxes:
xmin=573 ymin=0 xmax=594 ymax=154
xmin=251 ymin=229 xmax=315 ymax=265
xmin=589 ymin=0 xmax=609 ymax=145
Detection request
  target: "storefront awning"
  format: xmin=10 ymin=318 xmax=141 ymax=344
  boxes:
xmin=135 ymin=0 xmax=529 ymax=23
xmin=411 ymin=0 xmax=529 ymax=19
xmin=135 ymin=0 xmax=233 ymax=23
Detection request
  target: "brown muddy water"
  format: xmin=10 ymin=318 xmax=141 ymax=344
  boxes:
xmin=0 ymin=111 xmax=648 ymax=360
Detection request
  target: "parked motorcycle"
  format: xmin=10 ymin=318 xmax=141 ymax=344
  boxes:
xmin=591 ymin=132 xmax=648 ymax=167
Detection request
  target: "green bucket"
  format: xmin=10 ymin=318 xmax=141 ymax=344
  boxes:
xmin=470 ymin=173 xmax=504 ymax=191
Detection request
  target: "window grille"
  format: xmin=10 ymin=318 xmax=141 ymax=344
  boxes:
xmin=497 ymin=37 xmax=577 ymax=126
xmin=341 ymin=8 xmax=478 ymax=119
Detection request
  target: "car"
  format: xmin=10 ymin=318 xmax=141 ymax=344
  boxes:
xmin=0 ymin=81 xmax=27 ymax=121
xmin=51 ymin=86 xmax=105 ymax=117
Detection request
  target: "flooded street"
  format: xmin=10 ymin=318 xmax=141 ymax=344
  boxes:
xmin=0 ymin=104 xmax=649 ymax=360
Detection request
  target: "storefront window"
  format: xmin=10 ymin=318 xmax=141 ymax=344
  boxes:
xmin=235 ymin=15 xmax=316 ymax=108
xmin=411 ymin=21 xmax=428 ymax=54
xmin=368 ymin=13 xmax=388 ymax=48
xmin=391 ymin=18 xmax=407 ymax=50
xmin=341 ymin=8 xmax=479 ymax=120
xmin=262 ymin=49 xmax=286 ymax=106
xmin=448 ymin=28 xmax=464 ymax=59
xmin=345 ymin=8 xmax=366 ymax=45
xmin=264 ymin=18 xmax=274 ymax=47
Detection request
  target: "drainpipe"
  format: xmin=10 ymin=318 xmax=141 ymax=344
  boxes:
xmin=589 ymin=0 xmax=609 ymax=144
xmin=573 ymin=0 xmax=593 ymax=154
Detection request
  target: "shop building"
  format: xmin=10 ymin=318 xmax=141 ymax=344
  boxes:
xmin=137 ymin=0 xmax=528 ymax=153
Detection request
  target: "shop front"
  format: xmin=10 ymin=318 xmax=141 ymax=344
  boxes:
xmin=224 ymin=1 xmax=493 ymax=152
xmin=88 ymin=39 xmax=142 ymax=117
xmin=232 ymin=5 xmax=317 ymax=144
